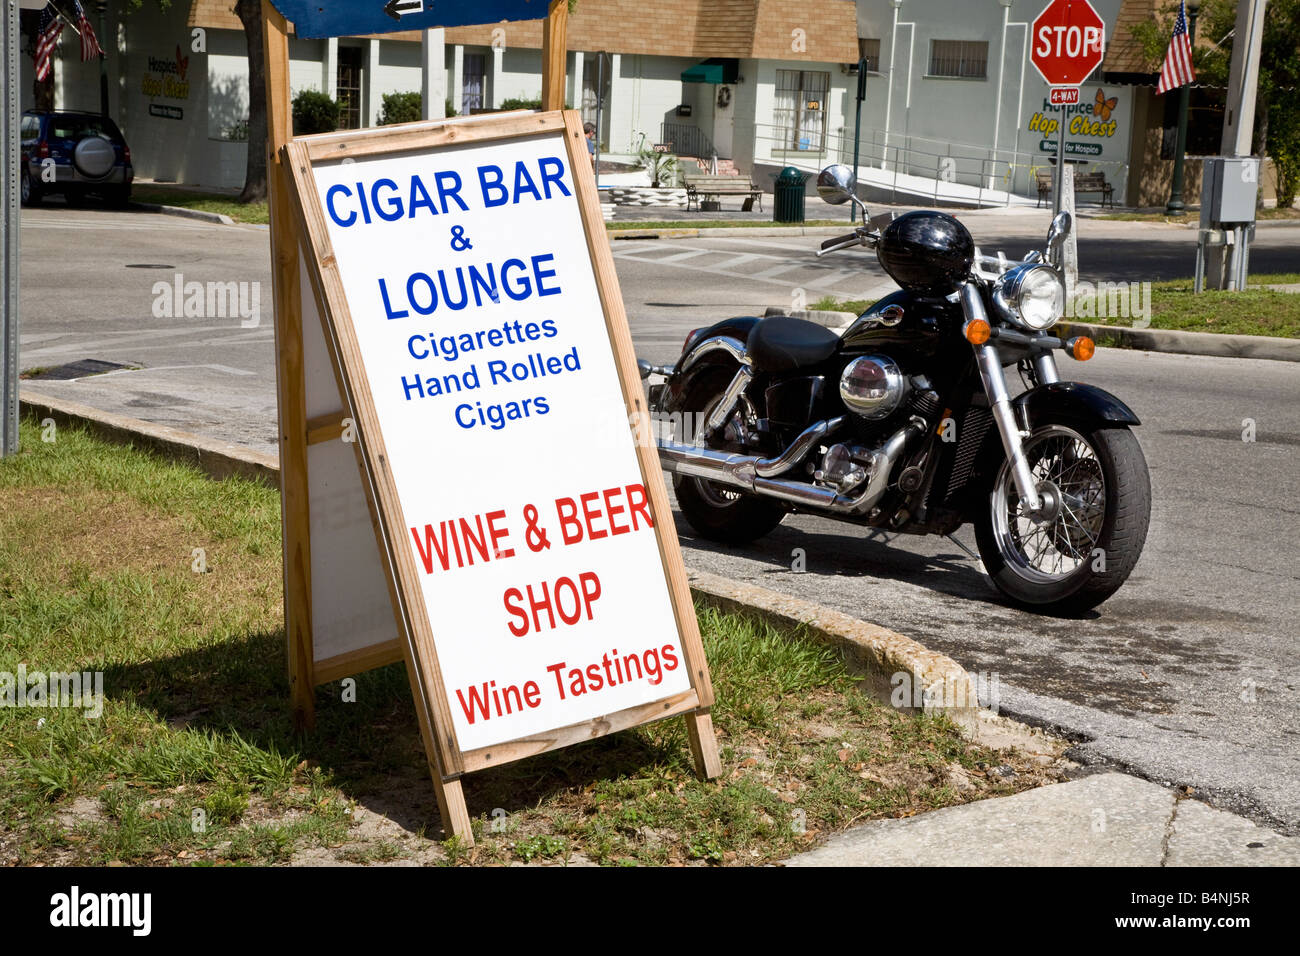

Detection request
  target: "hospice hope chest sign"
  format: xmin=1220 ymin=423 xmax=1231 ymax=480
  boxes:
xmin=280 ymin=112 xmax=716 ymax=781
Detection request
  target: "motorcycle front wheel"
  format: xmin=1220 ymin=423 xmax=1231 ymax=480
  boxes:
xmin=974 ymin=422 xmax=1151 ymax=614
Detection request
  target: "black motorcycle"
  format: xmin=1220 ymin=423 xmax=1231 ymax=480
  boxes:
xmin=640 ymin=164 xmax=1151 ymax=614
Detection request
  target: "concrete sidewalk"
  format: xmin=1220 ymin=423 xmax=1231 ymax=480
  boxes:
xmin=785 ymin=772 xmax=1300 ymax=867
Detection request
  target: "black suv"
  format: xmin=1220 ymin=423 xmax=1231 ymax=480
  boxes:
xmin=21 ymin=109 xmax=134 ymax=207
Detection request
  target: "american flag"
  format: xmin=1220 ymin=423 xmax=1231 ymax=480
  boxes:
xmin=72 ymin=0 xmax=104 ymax=61
xmin=1156 ymin=0 xmax=1196 ymax=95
xmin=33 ymin=3 xmax=63 ymax=82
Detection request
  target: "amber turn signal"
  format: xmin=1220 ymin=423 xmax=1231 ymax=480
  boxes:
xmin=1068 ymin=336 xmax=1096 ymax=361
xmin=963 ymin=319 xmax=991 ymax=345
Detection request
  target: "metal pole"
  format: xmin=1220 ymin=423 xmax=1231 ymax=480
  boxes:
xmin=1166 ymin=2 xmax=1200 ymax=215
xmin=2 ymin=0 xmax=19 ymax=457
xmin=96 ymin=0 xmax=108 ymax=116
xmin=852 ymin=56 xmax=865 ymax=221
xmin=1220 ymin=0 xmax=1268 ymax=157
xmin=1052 ymin=107 xmax=1066 ymax=216
xmin=593 ymin=52 xmax=605 ymax=189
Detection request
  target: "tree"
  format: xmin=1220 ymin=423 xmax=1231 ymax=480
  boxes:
xmin=233 ymin=0 xmax=267 ymax=202
xmin=1132 ymin=0 xmax=1300 ymax=207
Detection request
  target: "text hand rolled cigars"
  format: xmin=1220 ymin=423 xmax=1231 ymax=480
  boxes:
xmin=408 ymin=485 xmax=674 ymax=726
xmin=325 ymin=156 xmax=583 ymax=433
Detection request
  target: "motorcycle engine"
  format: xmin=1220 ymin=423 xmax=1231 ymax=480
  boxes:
xmin=839 ymin=356 xmax=909 ymax=420
xmin=814 ymin=443 xmax=874 ymax=493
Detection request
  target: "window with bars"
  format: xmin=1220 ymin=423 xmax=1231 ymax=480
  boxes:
xmin=336 ymin=46 xmax=363 ymax=129
xmin=859 ymin=38 xmax=881 ymax=73
xmin=928 ymin=40 xmax=988 ymax=79
xmin=773 ymin=69 xmax=830 ymax=151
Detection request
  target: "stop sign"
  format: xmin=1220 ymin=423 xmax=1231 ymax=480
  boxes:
xmin=1031 ymin=0 xmax=1107 ymax=88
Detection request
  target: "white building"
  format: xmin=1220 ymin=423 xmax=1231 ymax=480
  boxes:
xmin=24 ymin=0 xmax=863 ymax=192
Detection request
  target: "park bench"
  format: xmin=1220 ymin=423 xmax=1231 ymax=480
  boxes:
xmin=1036 ymin=167 xmax=1116 ymax=208
xmin=683 ymin=172 xmax=764 ymax=212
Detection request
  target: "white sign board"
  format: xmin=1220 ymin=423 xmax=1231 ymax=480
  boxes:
xmin=291 ymin=115 xmax=695 ymax=753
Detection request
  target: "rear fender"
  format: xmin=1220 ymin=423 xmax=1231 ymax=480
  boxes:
xmin=663 ymin=316 xmax=760 ymax=411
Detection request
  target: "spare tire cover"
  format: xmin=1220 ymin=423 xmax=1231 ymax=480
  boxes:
xmin=73 ymin=137 xmax=115 ymax=179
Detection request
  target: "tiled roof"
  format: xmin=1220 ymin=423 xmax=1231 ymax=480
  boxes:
xmin=1103 ymin=0 xmax=1158 ymax=74
xmin=188 ymin=0 xmax=241 ymax=31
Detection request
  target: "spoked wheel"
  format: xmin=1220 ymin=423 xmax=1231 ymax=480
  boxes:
xmin=975 ymin=423 xmax=1150 ymax=614
xmin=672 ymin=370 xmax=785 ymax=544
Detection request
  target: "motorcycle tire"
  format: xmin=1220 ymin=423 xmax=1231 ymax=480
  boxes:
xmin=672 ymin=369 xmax=786 ymax=545
xmin=974 ymin=421 xmax=1150 ymax=615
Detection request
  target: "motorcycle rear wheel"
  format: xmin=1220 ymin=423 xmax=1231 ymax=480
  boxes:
xmin=672 ymin=371 xmax=786 ymax=544
xmin=974 ymin=422 xmax=1150 ymax=614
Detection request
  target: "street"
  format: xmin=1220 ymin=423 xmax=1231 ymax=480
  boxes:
xmin=17 ymin=203 xmax=1300 ymax=831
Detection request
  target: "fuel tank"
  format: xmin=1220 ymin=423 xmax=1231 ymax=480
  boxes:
xmin=839 ymin=290 xmax=956 ymax=365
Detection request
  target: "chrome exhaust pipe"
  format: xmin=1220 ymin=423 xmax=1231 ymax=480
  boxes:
xmin=658 ymin=416 xmax=842 ymax=485
xmin=658 ymin=417 xmax=927 ymax=516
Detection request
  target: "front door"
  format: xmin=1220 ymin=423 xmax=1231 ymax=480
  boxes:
xmin=462 ymin=53 xmax=486 ymax=115
xmin=711 ymin=84 xmax=734 ymax=159
xmin=337 ymin=46 xmax=363 ymax=129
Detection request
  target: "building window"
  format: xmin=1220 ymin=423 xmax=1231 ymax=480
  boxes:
xmin=462 ymin=53 xmax=486 ymax=114
xmin=774 ymin=69 xmax=830 ymax=151
xmin=858 ymin=38 xmax=881 ymax=73
xmin=336 ymin=46 xmax=363 ymax=129
xmin=928 ymin=40 xmax=988 ymax=79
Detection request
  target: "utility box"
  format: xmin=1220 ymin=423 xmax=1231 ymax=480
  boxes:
xmin=1201 ymin=156 xmax=1260 ymax=225
xmin=1196 ymin=156 xmax=1261 ymax=293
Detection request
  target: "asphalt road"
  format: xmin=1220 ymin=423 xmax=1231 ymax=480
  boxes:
xmin=16 ymin=202 xmax=1300 ymax=831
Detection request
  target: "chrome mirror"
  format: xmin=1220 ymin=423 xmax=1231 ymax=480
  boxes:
xmin=1045 ymin=211 xmax=1072 ymax=261
xmin=817 ymin=164 xmax=857 ymax=205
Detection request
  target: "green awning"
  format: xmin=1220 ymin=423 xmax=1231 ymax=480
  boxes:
xmin=681 ymin=58 xmax=739 ymax=84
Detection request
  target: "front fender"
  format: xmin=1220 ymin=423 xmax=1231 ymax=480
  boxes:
xmin=1013 ymin=381 xmax=1141 ymax=429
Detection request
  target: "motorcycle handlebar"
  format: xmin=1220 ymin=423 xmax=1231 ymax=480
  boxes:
xmin=816 ymin=232 xmax=864 ymax=257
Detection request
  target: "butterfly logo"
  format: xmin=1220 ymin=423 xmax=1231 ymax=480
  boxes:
xmin=1094 ymin=89 xmax=1118 ymax=122
xmin=175 ymin=44 xmax=189 ymax=81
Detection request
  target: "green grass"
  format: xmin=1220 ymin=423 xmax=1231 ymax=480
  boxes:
xmin=1072 ymin=277 xmax=1300 ymax=338
xmin=814 ymin=272 xmax=1300 ymax=339
xmin=0 ymin=419 xmax=1062 ymax=866
xmin=608 ymin=219 xmax=849 ymax=231
xmin=130 ymin=186 xmax=268 ymax=225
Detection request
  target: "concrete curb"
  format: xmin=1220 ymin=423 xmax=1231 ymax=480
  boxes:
xmin=19 ymin=388 xmax=278 ymax=486
xmin=764 ymin=306 xmax=857 ymax=328
xmin=766 ymin=307 xmax=1300 ymax=363
xmin=131 ymin=201 xmax=236 ymax=226
xmin=15 ymin=390 xmax=980 ymax=730
xmin=1056 ymin=320 xmax=1300 ymax=363
xmin=687 ymin=568 xmax=979 ymax=728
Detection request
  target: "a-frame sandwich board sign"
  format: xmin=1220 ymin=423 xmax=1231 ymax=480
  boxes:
xmin=261 ymin=2 xmax=720 ymax=844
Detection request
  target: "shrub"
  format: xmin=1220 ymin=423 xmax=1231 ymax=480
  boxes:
xmin=378 ymin=91 xmax=422 ymax=126
xmin=292 ymin=90 xmax=341 ymax=135
xmin=499 ymin=96 xmax=543 ymax=111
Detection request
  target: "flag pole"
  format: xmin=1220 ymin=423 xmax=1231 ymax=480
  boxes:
xmin=1165 ymin=0 xmax=1201 ymax=215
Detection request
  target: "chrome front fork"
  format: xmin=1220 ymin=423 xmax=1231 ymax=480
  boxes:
xmin=960 ymin=284 xmax=1044 ymax=514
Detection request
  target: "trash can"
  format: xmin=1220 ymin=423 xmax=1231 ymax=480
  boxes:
xmin=773 ymin=166 xmax=809 ymax=223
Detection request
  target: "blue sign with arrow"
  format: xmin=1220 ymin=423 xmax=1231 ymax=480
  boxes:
xmin=270 ymin=0 xmax=550 ymax=39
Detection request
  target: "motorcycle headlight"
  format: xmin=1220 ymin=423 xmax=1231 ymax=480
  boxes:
xmin=992 ymin=263 xmax=1065 ymax=331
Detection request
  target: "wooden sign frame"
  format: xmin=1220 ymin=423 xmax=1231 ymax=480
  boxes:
xmin=261 ymin=4 xmax=719 ymax=844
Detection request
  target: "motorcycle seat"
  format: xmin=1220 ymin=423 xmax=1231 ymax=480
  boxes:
xmin=748 ymin=315 xmax=840 ymax=372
